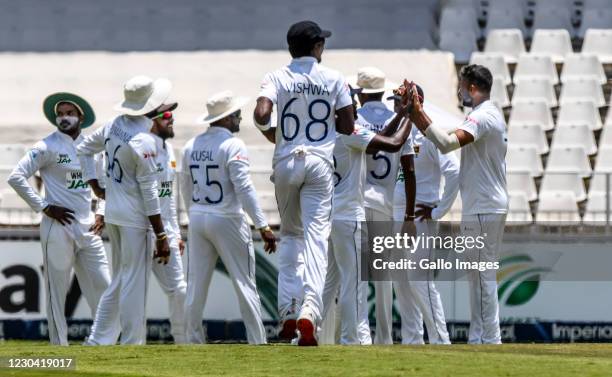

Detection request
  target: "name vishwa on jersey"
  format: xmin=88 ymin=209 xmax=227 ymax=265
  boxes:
xmin=109 ymin=126 xmax=134 ymax=143
xmin=190 ymin=150 xmax=214 ymax=162
xmin=282 ymin=82 xmax=330 ymax=96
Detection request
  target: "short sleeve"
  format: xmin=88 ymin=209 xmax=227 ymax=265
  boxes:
xmin=458 ymin=111 xmax=488 ymax=141
xmin=334 ymin=76 xmax=352 ymax=110
xmin=226 ymin=139 xmax=250 ymax=167
xmin=341 ymin=125 xmax=375 ymax=152
xmin=400 ymin=136 xmax=415 ymax=156
xmin=258 ymin=72 xmax=277 ymax=104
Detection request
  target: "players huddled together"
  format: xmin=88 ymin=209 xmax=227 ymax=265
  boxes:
xmin=8 ymin=20 xmax=507 ymax=347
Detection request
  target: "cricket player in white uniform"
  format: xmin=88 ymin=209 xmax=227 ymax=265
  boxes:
xmin=321 ymin=87 xmax=414 ymax=345
xmin=148 ymin=104 xmax=187 ymax=344
xmin=253 ymin=21 xmax=355 ymax=346
xmin=77 ymin=76 xmax=172 ymax=345
xmin=390 ymin=92 xmax=460 ymax=345
xmin=350 ymin=67 xmax=413 ymax=344
xmin=408 ymin=65 xmax=508 ymax=344
xmin=7 ymin=93 xmax=111 ymax=346
xmin=181 ymin=91 xmax=276 ymax=345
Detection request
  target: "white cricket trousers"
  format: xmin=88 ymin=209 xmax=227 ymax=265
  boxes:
xmin=391 ymin=209 xmax=451 ymax=345
xmin=86 ymin=224 xmax=152 ymax=345
xmin=365 ymin=207 xmax=395 ymax=345
xmin=40 ymin=216 xmax=111 ymax=346
xmin=274 ymin=153 xmax=333 ymax=325
xmin=462 ymin=213 xmax=506 ymax=344
xmin=321 ymin=220 xmax=372 ymax=345
xmin=152 ymin=231 xmax=187 ymax=344
xmin=185 ymin=212 xmax=266 ymax=345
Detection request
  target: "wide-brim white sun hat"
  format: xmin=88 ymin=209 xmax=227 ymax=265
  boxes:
xmin=347 ymin=66 xmax=398 ymax=94
xmin=114 ymin=76 xmax=172 ymax=116
xmin=196 ymin=91 xmax=250 ymax=124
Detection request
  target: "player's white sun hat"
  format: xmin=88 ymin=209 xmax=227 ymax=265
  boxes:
xmin=347 ymin=66 xmax=398 ymax=94
xmin=196 ymin=90 xmax=250 ymax=124
xmin=114 ymin=75 xmax=172 ymax=116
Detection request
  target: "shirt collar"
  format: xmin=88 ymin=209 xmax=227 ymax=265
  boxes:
xmin=290 ymin=56 xmax=318 ymax=65
xmin=207 ymin=126 xmax=233 ymax=136
xmin=55 ymin=130 xmax=82 ymax=145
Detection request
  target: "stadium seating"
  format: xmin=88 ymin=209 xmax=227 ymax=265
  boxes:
xmin=439 ymin=31 xmax=479 ymax=64
xmin=582 ymin=29 xmax=612 ymax=64
xmin=529 ymin=29 xmax=573 ymax=64
xmin=577 ymin=10 xmax=612 ymax=39
xmin=485 ymin=8 xmax=527 ymax=36
xmin=484 ymin=29 xmax=526 ymax=64
xmin=506 ymin=192 xmax=533 ymax=224
xmin=0 ymin=144 xmax=26 ymax=170
xmin=583 ymin=192 xmax=608 ymax=224
xmin=489 ymin=77 xmax=511 ymax=108
xmin=0 ymin=189 xmax=41 ymax=225
xmin=508 ymin=100 xmax=555 ymax=131
xmin=559 ymin=78 xmax=606 ymax=107
xmin=550 ymin=124 xmax=597 ymax=155
xmin=546 ymin=146 xmax=592 ymax=178
xmin=532 ymin=7 xmax=574 ymax=36
xmin=506 ymin=145 xmax=544 ymax=177
xmin=514 ymin=54 xmax=559 ymax=85
xmin=507 ymin=171 xmax=538 ymax=202
xmin=440 ymin=7 xmax=480 ymax=36
xmin=560 ymin=54 xmax=607 ymax=85
xmin=507 ymin=124 xmax=549 ymax=155
xmin=512 ymin=78 xmax=558 ymax=108
xmin=536 ymin=191 xmax=581 ymax=223
xmin=556 ymin=100 xmax=603 ymax=130
xmin=540 ymin=172 xmax=587 ymax=202
xmin=469 ymin=53 xmax=512 ymax=85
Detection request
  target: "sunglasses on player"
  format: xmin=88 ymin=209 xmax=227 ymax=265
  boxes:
xmin=152 ymin=111 xmax=173 ymax=120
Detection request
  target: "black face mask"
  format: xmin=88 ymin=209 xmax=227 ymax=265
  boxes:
xmin=461 ymin=95 xmax=474 ymax=108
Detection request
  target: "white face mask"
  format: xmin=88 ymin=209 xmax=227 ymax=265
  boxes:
xmin=55 ymin=116 xmax=80 ymax=131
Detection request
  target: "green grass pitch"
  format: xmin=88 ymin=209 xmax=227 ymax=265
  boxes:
xmin=1 ymin=341 xmax=612 ymax=377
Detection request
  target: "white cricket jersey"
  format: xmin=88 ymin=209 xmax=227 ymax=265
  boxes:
xmin=332 ymin=125 xmax=376 ymax=221
xmin=458 ymin=100 xmax=508 ymax=215
xmin=394 ymin=128 xmax=460 ymax=220
xmin=8 ymin=131 xmax=94 ymax=224
xmin=258 ymin=56 xmax=353 ymax=167
xmin=358 ymin=101 xmax=411 ymax=217
xmin=77 ymin=115 xmax=161 ymax=229
xmin=180 ymin=126 xmax=267 ymax=229
xmin=153 ymin=137 xmax=180 ymax=236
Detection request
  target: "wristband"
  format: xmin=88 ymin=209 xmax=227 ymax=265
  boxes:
xmin=259 ymin=225 xmax=272 ymax=232
xmin=155 ymin=231 xmax=167 ymax=240
xmin=254 ymin=116 xmax=271 ymax=131
xmin=404 ymin=214 xmax=416 ymax=221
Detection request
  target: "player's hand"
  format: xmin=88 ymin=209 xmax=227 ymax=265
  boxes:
xmin=89 ymin=214 xmax=105 ymax=236
xmin=415 ymin=204 xmax=434 ymax=221
xmin=260 ymin=226 xmax=277 ymax=254
xmin=401 ymin=219 xmax=416 ymax=239
xmin=43 ymin=205 xmax=76 ymax=226
xmin=178 ymin=238 xmax=185 ymax=256
xmin=409 ymin=81 xmax=424 ymax=115
xmin=89 ymin=179 xmax=106 ymax=200
xmin=154 ymin=238 xmax=171 ymax=265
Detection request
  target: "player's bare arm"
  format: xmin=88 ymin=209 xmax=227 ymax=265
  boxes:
xmin=149 ymin=213 xmax=170 ymax=265
xmin=253 ymin=97 xmax=276 ymax=143
xmin=365 ymin=117 xmax=412 ymax=154
xmin=89 ymin=214 xmax=105 ymax=236
xmin=87 ymin=178 xmax=105 ymax=199
xmin=335 ymin=105 xmax=355 ymax=135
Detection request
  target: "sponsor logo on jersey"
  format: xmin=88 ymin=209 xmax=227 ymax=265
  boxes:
xmin=57 ymin=154 xmax=72 ymax=164
xmin=143 ymin=152 xmax=156 ymax=159
xmin=66 ymin=171 xmax=88 ymax=190
xmin=156 ymin=163 xmax=164 ymax=172
xmin=158 ymin=180 xmax=173 ymax=198
xmin=170 ymin=160 xmax=176 ymax=168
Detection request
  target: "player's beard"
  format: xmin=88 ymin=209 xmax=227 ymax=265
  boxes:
xmin=56 ymin=116 xmax=80 ymax=132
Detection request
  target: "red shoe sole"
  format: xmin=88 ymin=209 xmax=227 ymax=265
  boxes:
xmin=297 ymin=318 xmax=318 ymax=346
xmin=278 ymin=319 xmax=297 ymax=340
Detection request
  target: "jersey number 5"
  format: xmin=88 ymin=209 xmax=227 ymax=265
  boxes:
xmin=189 ymin=164 xmax=223 ymax=204
xmin=281 ymin=98 xmax=331 ymax=142
xmin=370 ymin=152 xmax=391 ymax=180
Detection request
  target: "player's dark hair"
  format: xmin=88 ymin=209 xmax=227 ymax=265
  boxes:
xmin=56 ymin=101 xmax=83 ymax=116
xmin=459 ymin=64 xmax=493 ymax=93
xmin=362 ymin=92 xmax=384 ymax=101
xmin=288 ymin=37 xmax=324 ymax=58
